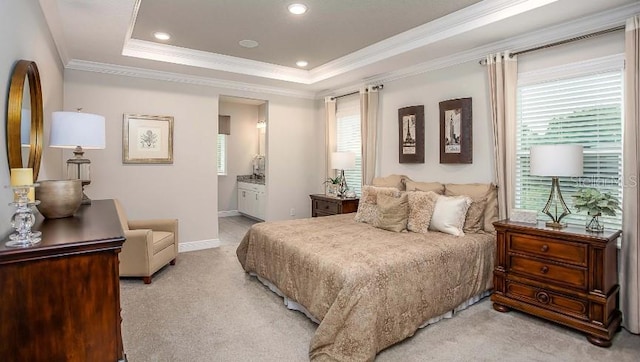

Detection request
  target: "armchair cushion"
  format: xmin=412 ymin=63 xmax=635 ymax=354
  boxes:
xmin=153 ymin=231 xmax=174 ymax=255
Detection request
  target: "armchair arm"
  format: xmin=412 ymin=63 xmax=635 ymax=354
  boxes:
xmin=119 ymin=229 xmax=154 ymax=276
xmin=128 ymin=219 xmax=178 ymax=234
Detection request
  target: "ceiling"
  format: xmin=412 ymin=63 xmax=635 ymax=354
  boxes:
xmin=41 ymin=0 xmax=640 ymax=98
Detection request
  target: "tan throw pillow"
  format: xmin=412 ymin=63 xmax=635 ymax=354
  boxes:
xmin=407 ymin=191 xmax=439 ymax=234
xmin=463 ymin=198 xmax=487 ymax=234
xmin=429 ymin=195 xmax=472 ymax=236
xmin=372 ymin=174 xmax=411 ymax=191
xmin=405 ymin=181 xmax=445 ymax=194
xmin=445 ymin=183 xmax=498 ymax=233
xmin=355 ymin=186 xmax=401 ymax=224
xmin=374 ymin=193 xmax=409 ymax=232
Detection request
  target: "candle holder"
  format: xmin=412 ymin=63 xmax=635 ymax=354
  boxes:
xmin=6 ymin=184 xmax=41 ymax=248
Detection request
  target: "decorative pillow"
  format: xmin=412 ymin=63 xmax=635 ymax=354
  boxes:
xmin=372 ymin=174 xmax=411 ymax=191
xmin=444 ymin=183 xmax=498 ymax=233
xmin=405 ymin=181 xmax=445 ymax=194
xmin=355 ymin=186 xmax=401 ymax=224
xmin=463 ymin=197 xmax=487 ymax=234
xmin=407 ymin=191 xmax=439 ymax=234
xmin=429 ymin=195 xmax=472 ymax=236
xmin=373 ymin=193 xmax=409 ymax=232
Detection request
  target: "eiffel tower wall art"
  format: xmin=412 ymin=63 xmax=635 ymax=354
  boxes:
xmin=439 ymin=97 xmax=472 ymax=164
xmin=398 ymin=105 xmax=424 ymax=163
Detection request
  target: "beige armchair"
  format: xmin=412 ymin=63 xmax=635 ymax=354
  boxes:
xmin=115 ymin=199 xmax=179 ymax=284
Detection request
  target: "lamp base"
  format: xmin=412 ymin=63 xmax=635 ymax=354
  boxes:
xmin=545 ymin=221 xmax=567 ymax=229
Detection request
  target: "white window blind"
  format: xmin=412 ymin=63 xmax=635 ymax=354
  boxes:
xmin=336 ymin=96 xmax=362 ymax=196
xmin=515 ymin=65 xmax=623 ymax=229
xmin=217 ymin=134 xmax=227 ymax=175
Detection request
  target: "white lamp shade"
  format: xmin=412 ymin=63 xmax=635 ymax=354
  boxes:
xmin=21 ymin=108 xmax=31 ymax=146
xmin=530 ymin=144 xmax=583 ymax=177
xmin=50 ymin=111 xmax=106 ymax=149
xmin=331 ymin=151 xmax=356 ymax=170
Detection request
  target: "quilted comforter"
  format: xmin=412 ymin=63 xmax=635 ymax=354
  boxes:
xmin=236 ymin=214 xmax=495 ymax=361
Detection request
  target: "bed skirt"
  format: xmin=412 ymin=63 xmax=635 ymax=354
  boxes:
xmin=254 ymin=273 xmax=492 ymax=330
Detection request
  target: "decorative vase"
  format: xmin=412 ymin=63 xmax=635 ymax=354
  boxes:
xmin=586 ymin=212 xmax=604 ymax=232
xmin=35 ymin=180 xmax=83 ymax=219
xmin=326 ymin=184 xmax=338 ymax=196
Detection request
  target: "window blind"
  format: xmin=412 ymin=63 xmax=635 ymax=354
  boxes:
xmin=515 ymin=69 xmax=623 ymax=229
xmin=217 ymin=134 xmax=227 ymax=175
xmin=336 ymin=95 xmax=362 ymax=196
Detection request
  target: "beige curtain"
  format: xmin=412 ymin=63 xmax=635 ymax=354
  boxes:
xmin=325 ymin=97 xmax=337 ymax=180
xmin=486 ymin=52 xmax=518 ymax=219
xmin=360 ymin=86 xmax=379 ymax=185
xmin=622 ymin=15 xmax=640 ymax=334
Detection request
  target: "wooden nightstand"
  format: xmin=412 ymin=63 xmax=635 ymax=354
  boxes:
xmin=310 ymin=194 xmax=359 ymax=217
xmin=492 ymin=220 xmax=622 ymax=347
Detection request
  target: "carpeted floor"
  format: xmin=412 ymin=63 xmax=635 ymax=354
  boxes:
xmin=120 ymin=216 xmax=640 ymax=361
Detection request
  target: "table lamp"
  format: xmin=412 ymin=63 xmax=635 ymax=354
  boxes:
xmin=49 ymin=110 xmax=106 ymax=204
xmin=331 ymin=151 xmax=356 ymax=198
xmin=530 ymin=144 xmax=583 ymax=228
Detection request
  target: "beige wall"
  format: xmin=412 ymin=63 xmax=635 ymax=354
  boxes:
xmin=218 ymin=101 xmax=260 ymax=212
xmin=0 ymin=0 xmax=64 ymax=235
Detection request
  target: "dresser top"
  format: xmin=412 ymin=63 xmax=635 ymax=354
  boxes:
xmin=0 ymin=199 xmax=125 ymax=262
xmin=494 ymin=219 xmax=621 ymax=243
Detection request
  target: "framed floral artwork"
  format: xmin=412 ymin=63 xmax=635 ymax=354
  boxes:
xmin=123 ymin=114 xmax=174 ymax=164
xmin=398 ymin=105 xmax=425 ymax=163
xmin=439 ymin=98 xmax=472 ymax=164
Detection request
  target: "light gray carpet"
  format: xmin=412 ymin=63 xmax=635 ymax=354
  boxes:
xmin=120 ymin=216 xmax=640 ymax=361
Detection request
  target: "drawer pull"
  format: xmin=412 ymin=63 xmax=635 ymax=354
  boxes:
xmin=535 ymin=291 xmax=550 ymax=304
xmin=540 ymin=244 xmax=549 ymax=252
xmin=540 ymin=266 xmax=549 ymax=274
xmin=325 ymin=205 xmax=329 ymax=209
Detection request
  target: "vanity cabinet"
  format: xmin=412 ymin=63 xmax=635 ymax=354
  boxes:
xmin=238 ymin=181 xmax=266 ymax=220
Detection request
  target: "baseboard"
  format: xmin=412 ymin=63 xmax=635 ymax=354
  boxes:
xmin=218 ymin=210 xmax=240 ymax=217
xmin=178 ymin=239 xmax=220 ymax=253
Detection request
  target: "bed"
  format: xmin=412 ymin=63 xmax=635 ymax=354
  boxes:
xmin=237 ymin=179 xmax=497 ymax=361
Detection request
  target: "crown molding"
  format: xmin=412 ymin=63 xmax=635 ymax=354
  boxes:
xmin=65 ymin=60 xmax=316 ymax=99
xmin=363 ymin=1 xmax=640 ymax=86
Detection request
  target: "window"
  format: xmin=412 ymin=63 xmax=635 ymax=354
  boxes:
xmin=217 ymin=134 xmax=227 ymax=175
xmin=515 ymin=57 xmax=623 ymax=229
xmin=336 ymin=96 xmax=362 ymax=196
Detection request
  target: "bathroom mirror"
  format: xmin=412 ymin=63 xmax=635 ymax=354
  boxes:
xmin=6 ymin=60 xmax=43 ymax=181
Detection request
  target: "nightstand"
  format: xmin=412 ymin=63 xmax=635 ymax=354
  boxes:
xmin=492 ymin=220 xmax=622 ymax=347
xmin=310 ymin=194 xmax=359 ymax=217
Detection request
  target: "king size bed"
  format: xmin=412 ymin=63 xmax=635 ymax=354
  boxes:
xmin=237 ymin=179 xmax=497 ymax=361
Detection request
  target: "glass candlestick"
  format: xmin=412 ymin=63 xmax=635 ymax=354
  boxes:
xmin=6 ymin=184 xmax=41 ymax=248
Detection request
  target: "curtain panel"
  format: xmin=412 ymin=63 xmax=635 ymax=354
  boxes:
xmin=324 ymin=97 xmax=337 ymax=181
xmin=361 ymin=86 xmax=379 ymax=186
xmin=622 ymin=14 xmax=640 ymax=334
xmin=486 ymin=52 xmax=518 ymax=219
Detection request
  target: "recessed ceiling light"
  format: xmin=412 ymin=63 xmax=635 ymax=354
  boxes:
xmin=239 ymin=39 xmax=259 ymax=48
xmin=296 ymin=60 xmax=308 ymax=67
xmin=153 ymin=32 xmax=171 ymax=41
xmin=288 ymin=3 xmax=308 ymax=15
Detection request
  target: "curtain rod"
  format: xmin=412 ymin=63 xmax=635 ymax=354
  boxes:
xmin=330 ymin=84 xmax=384 ymax=101
xmin=479 ymin=25 xmax=625 ymax=65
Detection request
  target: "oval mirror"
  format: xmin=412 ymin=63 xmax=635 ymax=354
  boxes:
xmin=7 ymin=60 xmax=43 ymax=181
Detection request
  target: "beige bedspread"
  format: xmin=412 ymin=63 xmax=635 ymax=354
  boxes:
xmin=237 ymin=214 xmax=495 ymax=361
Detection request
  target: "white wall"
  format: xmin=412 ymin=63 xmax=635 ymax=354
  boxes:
xmin=0 ymin=0 xmax=63 ymax=235
xmin=379 ymin=60 xmax=494 ymax=184
xmin=218 ymin=101 xmax=260 ymax=212
xmin=64 ymin=70 xmax=220 ymax=244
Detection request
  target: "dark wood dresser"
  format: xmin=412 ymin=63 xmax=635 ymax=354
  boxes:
xmin=0 ymin=199 xmax=126 ymax=361
xmin=310 ymin=194 xmax=359 ymax=217
xmin=492 ymin=220 xmax=621 ymax=347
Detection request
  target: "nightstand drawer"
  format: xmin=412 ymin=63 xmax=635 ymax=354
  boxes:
xmin=509 ymin=255 xmax=587 ymax=290
xmin=506 ymin=281 xmax=588 ymax=320
xmin=509 ymin=234 xmax=587 ymax=266
xmin=314 ymin=199 xmax=339 ymax=214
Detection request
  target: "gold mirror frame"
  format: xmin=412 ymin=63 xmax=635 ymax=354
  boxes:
xmin=7 ymin=60 xmax=43 ymax=181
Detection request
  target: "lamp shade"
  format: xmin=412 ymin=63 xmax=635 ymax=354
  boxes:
xmin=21 ymin=108 xmax=31 ymax=146
xmin=530 ymin=144 xmax=583 ymax=177
xmin=50 ymin=111 xmax=106 ymax=149
xmin=331 ymin=151 xmax=356 ymax=170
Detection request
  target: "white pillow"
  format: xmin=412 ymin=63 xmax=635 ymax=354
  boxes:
xmin=429 ymin=195 xmax=472 ymax=236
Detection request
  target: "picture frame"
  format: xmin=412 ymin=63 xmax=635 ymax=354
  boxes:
xmin=398 ymin=105 xmax=425 ymax=163
xmin=439 ymin=97 xmax=472 ymax=164
xmin=123 ymin=114 xmax=174 ymax=164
